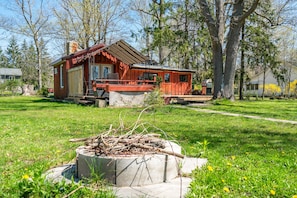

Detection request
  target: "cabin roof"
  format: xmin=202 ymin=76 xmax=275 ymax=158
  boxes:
xmin=51 ymin=40 xmax=149 ymax=66
xmin=0 ymin=68 xmax=22 ymax=76
xmin=103 ymin=40 xmax=148 ymax=66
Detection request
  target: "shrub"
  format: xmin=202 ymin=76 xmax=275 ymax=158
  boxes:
xmin=285 ymin=79 xmax=297 ymax=97
xmin=37 ymin=87 xmax=49 ymax=97
xmin=0 ymin=80 xmax=22 ymax=96
xmin=144 ymin=88 xmax=164 ymax=107
xmin=260 ymin=84 xmax=281 ymax=96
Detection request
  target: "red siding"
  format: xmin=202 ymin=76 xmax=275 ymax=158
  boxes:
xmin=123 ymin=69 xmax=192 ymax=95
xmin=54 ymin=50 xmax=193 ymax=99
xmin=53 ymin=62 xmax=68 ymax=99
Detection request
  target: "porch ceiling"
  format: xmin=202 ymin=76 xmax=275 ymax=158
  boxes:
xmin=103 ymin=40 xmax=149 ymax=66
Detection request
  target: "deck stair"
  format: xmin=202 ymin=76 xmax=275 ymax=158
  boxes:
xmin=78 ymin=99 xmax=95 ymax=105
xmin=164 ymin=95 xmax=212 ymax=104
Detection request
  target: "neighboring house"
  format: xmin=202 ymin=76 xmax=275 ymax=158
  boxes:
xmin=0 ymin=68 xmax=22 ymax=84
xmin=51 ymin=40 xmax=194 ymax=106
xmin=245 ymin=66 xmax=297 ymax=96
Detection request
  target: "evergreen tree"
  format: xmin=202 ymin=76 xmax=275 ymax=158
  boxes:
xmin=137 ymin=0 xmax=213 ymax=77
xmin=20 ymin=40 xmax=38 ymax=86
xmin=40 ymin=38 xmax=53 ymax=88
xmin=242 ymin=2 xmax=280 ymax=99
xmin=0 ymin=47 xmax=9 ymax=68
xmin=168 ymin=0 xmax=213 ymax=75
xmin=6 ymin=36 xmax=21 ymax=68
xmin=149 ymin=0 xmax=173 ymax=64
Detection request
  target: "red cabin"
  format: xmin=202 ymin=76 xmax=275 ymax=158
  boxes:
xmin=51 ymin=40 xmax=195 ymax=106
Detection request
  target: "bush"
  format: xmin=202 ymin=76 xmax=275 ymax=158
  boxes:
xmin=37 ymin=87 xmax=49 ymax=97
xmin=0 ymin=80 xmax=22 ymax=96
xmin=260 ymin=84 xmax=281 ymax=96
xmin=144 ymin=88 xmax=164 ymax=107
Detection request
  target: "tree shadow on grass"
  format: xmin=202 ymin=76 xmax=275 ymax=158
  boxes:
xmin=177 ymin=121 xmax=297 ymax=157
xmin=0 ymin=97 xmax=75 ymax=111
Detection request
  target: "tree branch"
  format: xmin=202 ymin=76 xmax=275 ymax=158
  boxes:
xmin=239 ymin=0 xmax=260 ymax=22
xmin=199 ymin=0 xmax=218 ymax=39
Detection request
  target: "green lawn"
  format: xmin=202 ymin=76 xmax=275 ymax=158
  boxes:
xmin=0 ymin=96 xmax=296 ymax=197
xmin=199 ymin=99 xmax=297 ymax=121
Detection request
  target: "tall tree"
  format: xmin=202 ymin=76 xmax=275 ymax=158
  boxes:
xmin=53 ymin=0 xmax=127 ymax=52
xmin=130 ymin=0 xmax=155 ymax=60
xmin=134 ymin=0 xmax=211 ymax=70
xmin=135 ymin=0 xmax=177 ymax=64
xmin=0 ymin=48 xmax=9 ymax=68
xmin=6 ymin=36 xmax=21 ymax=68
xmin=245 ymin=22 xmax=279 ymax=99
xmin=40 ymin=38 xmax=53 ymax=89
xmin=238 ymin=0 xmax=294 ymax=99
xmin=22 ymin=41 xmax=38 ymax=86
xmin=148 ymin=0 xmax=172 ymax=64
xmin=239 ymin=1 xmax=277 ymax=99
xmin=199 ymin=0 xmax=260 ymax=100
xmin=0 ymin=0 xmax=51 ymax=89
xmin=274 ymin=27 xmax=296 ymax=97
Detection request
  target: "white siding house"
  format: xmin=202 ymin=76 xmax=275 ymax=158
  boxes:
xmin=245 ymin=66 xmax=297 ymax=96
xmin=0 ymin=68 xmax=22 ymax=83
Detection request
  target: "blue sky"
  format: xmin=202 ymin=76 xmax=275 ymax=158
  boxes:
xmin=0 ymin=0 xmax=140 ymax=58
xmin=0 ymin=1 xmax=14 ymax=49
xmin=0 ymin=0 xmax=59 ymax=55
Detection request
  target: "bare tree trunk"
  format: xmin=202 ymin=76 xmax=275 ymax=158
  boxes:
xmin=223 ymin=1 xmax=245 ymax=100
xmin=199 ymin=0 xmax=259 ymax=100
xmin=17 ymin=0 xmax=49 ymax=90
xmin=262 ymin=64 xmax=266 ymax=100
xmin=158 ymin=0 xmax=165 ymax=64
xmin=184 ymin=0 xmax=190 ymax=69
xmin=239 ymin=20 xmax=245 ymax=100
xmin=33 ymin=32 xmax=42 ymax=89
xmin=37 ymin=46 xmax=42 ymax=89
xmin=213 ymin=41 xmax=224 ymax=98
xmin=224 ymin=28 xmax=241 ymax=100
xmin=199 ymin=0 xmax=225 ymax=99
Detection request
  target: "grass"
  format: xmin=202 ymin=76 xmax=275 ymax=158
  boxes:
xmin=0 ymin=96 xmax=297 ymax=197
xmin=200 ymin=99 xmax=297 ymax=121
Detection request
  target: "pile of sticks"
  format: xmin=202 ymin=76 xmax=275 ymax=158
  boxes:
xmin=70 ymin=132 xmax=184 ymax=158
xmin=70 ymin=107 xmax=184 ymax=158
xmin=88 ymin=133 xmax=166 ymax=156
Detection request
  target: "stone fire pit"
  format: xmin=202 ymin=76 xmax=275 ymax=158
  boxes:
xmin=75 ymin=140 xmax=182 ymax=187
xmin=44 ymin=111 xmax=208 ymax=197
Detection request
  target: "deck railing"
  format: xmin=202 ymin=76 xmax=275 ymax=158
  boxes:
xmin=95 ymin=78 xmax=156 ymax=85
xmin=92 ymin=78 xmax=156 ymax=94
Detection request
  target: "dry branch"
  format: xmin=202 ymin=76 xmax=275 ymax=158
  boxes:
xmin=70 ymin=107 xmax=183 ymax=158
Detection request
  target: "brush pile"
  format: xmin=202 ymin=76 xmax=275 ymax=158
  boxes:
xmin=71 ymin=133 xmax=166 ymax=156
xmin=70 ymin=107 xmax=184 ymax=158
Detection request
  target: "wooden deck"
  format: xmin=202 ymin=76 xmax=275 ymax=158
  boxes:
xmin=163 ymin=95 xmax=212 ymax=104
xmin=69 ymin=94 xmax=212 ymax=106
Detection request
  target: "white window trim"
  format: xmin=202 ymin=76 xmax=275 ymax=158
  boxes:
xmin=60 ymin=64 xmax=64 ymax=88
xmin=90 ymin=64 xmax=113 ymax=80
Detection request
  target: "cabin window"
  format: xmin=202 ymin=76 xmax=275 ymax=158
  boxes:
xmin=179 ymin=75 xmax=188 ymax=82
xmin=165 ymin=73 xmax=170 ymax=83
xmin=102 ymin=66 xmax=111 ymax=78
xmin=60 ymin=64 xmax=64 ymax=88
xmin=91 ymin=64 xmax=113 ymax=80
xmin=143 ymin=72 xmax=157 ymax=80
xmin=91 ymin=65 xmax=100 ymax=80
